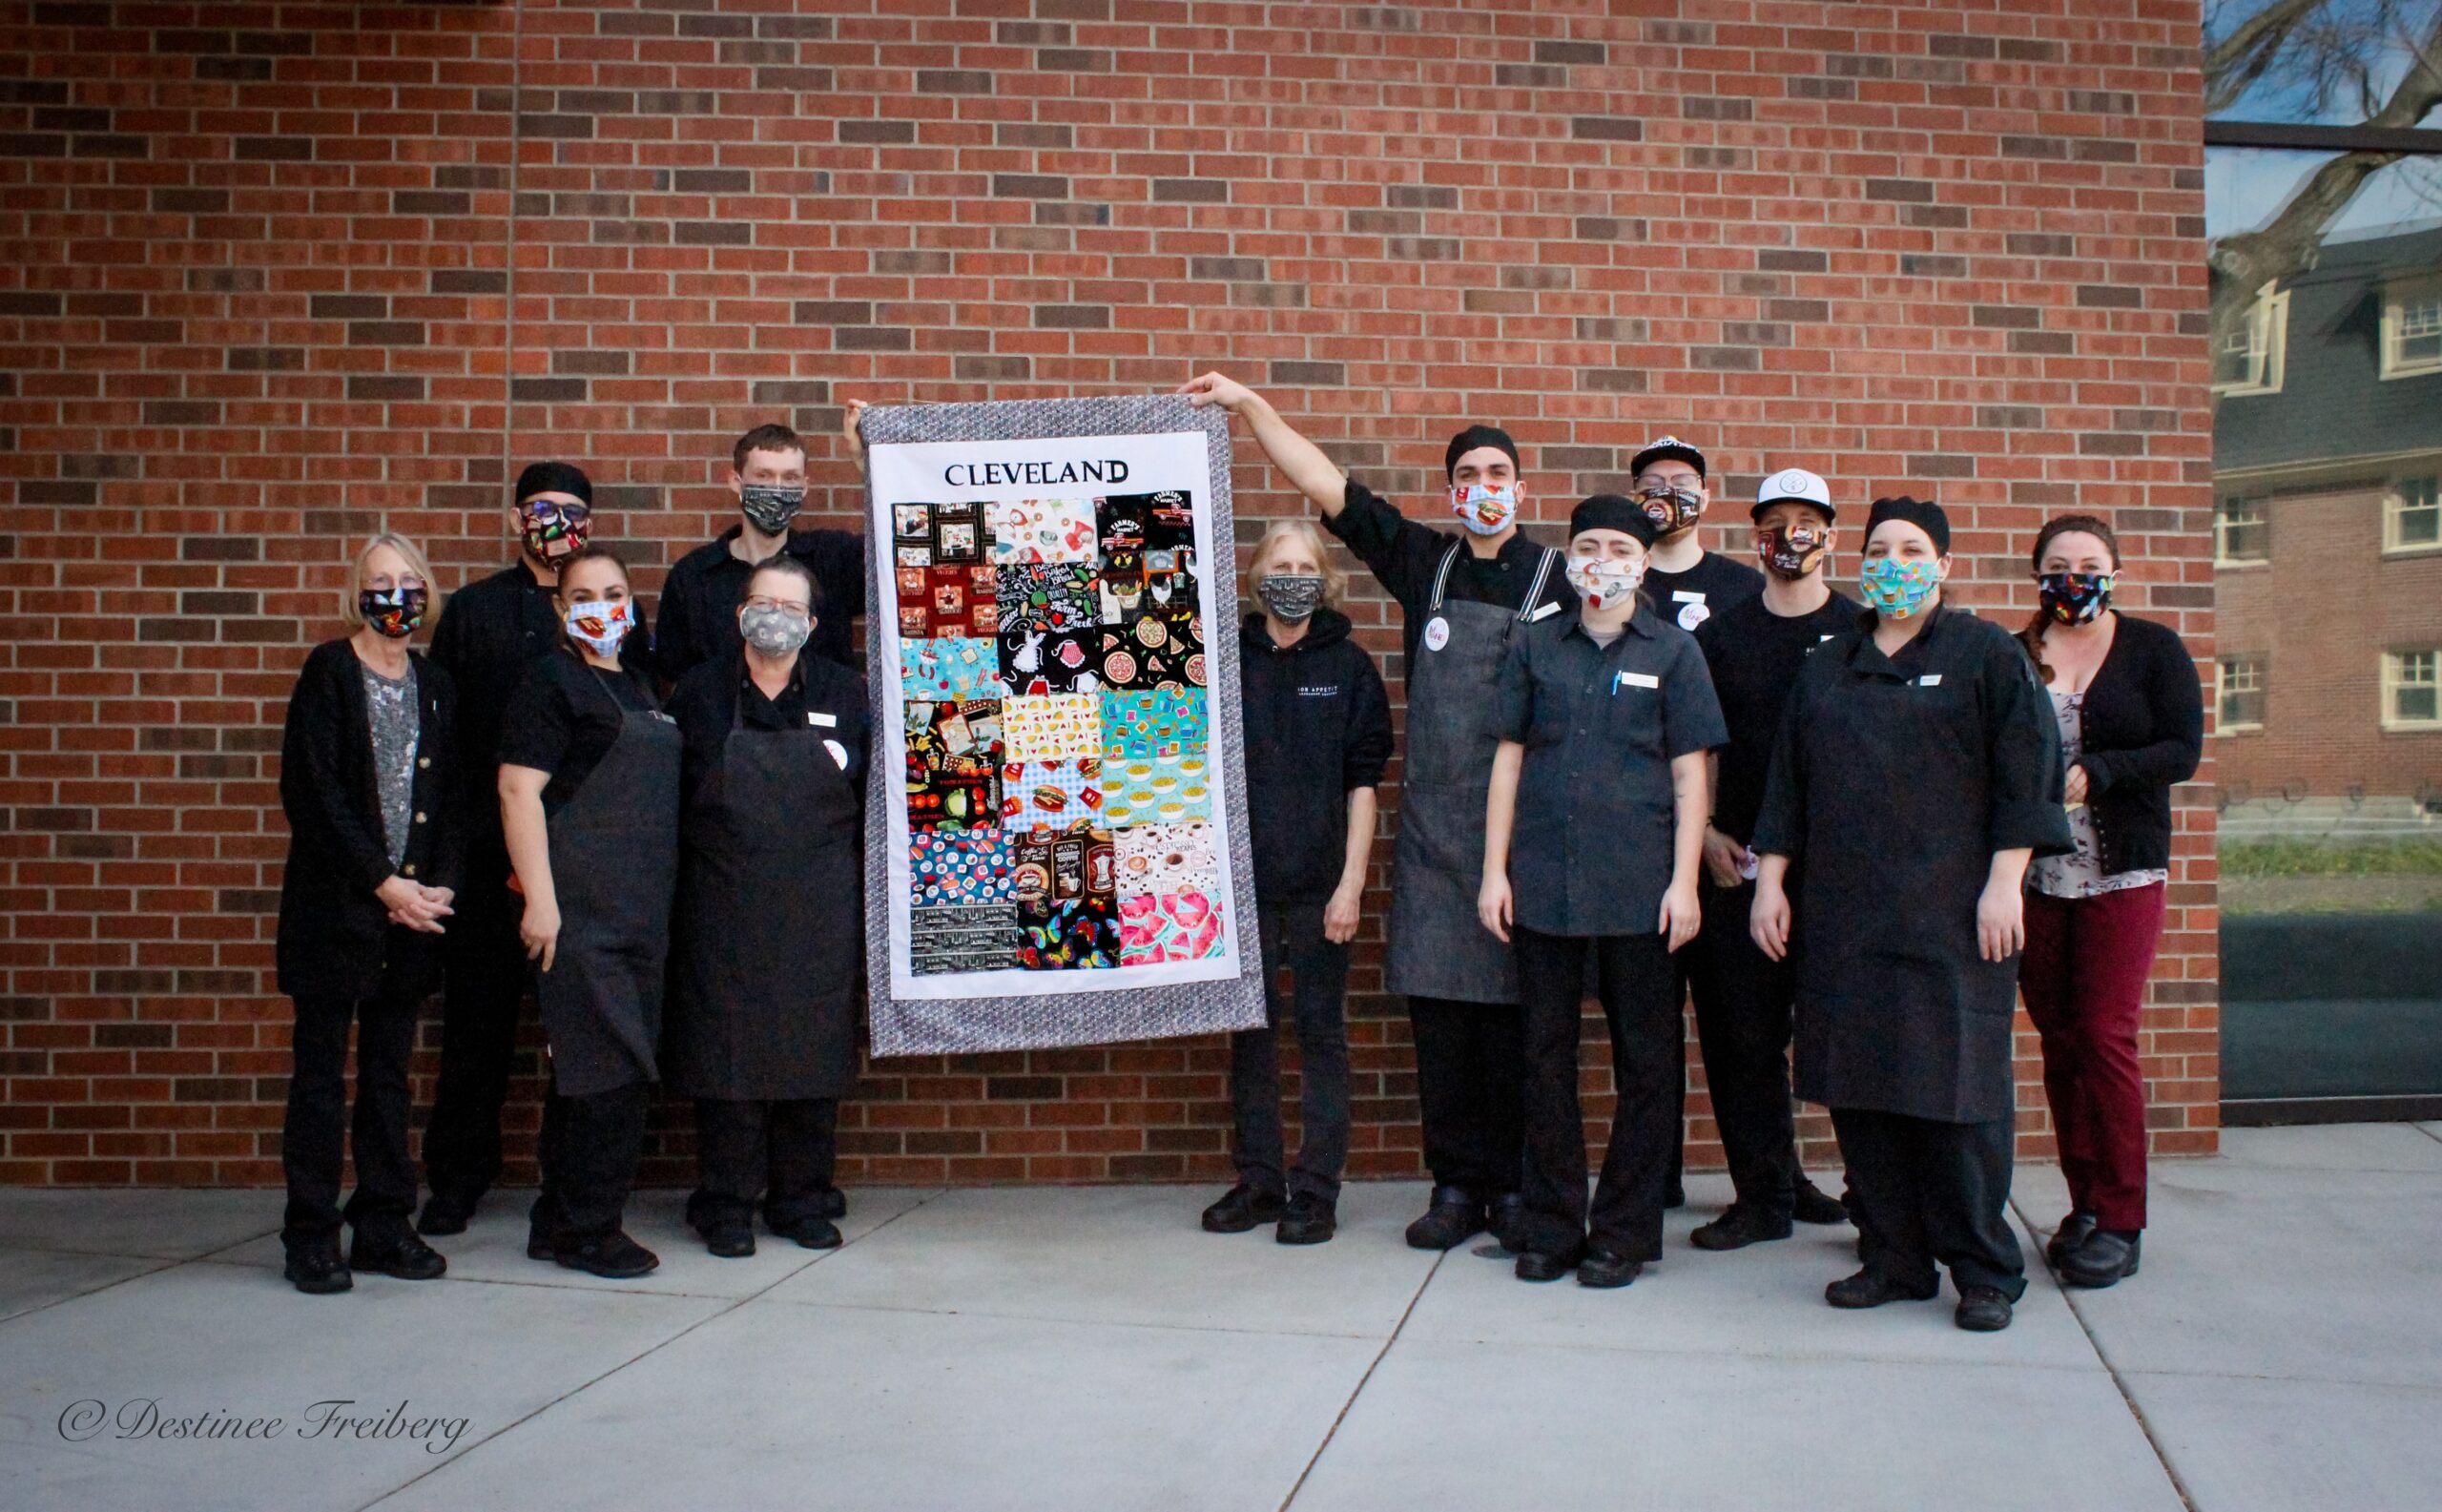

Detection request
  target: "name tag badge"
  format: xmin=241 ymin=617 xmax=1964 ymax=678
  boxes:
xmin=1423 ymin=615 xmax=1451 ymax=652
xmin=807 ymin=711 xmax=838 ymax=728
xmin=1671 ymin=590 xmax=1706 ymax=603
xmin=1917 ymin=673 xmax=1943 ymax=688
xmin=1527 ymin=601 xmax=1561 ymax=623
xmin=1615 ymin=671 xmax=1661 ymax=693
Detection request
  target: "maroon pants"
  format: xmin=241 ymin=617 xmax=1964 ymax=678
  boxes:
xmin=2019 ymin=882 xmax=2165 ymax=1232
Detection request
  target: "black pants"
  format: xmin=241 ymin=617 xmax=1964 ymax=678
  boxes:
xmin=691 ymin=1097 xmax=841 ymax=1231
xmin=282 ymin=975 xmax=423 ymax=1248
xmin=1515 ymin=927 xmax=1682 ymax=1260
xmin=1408 ymin=993 xmax=1523 ymax=1205
xmin=1229 ymin=902 xmax=1352 ymax=1203
xmin=1831 ymin=1106 xmax=2025 ymax=1299
xmin=1686 ymin=879 xmax=1804 ymax=1216
xmin=421 ymin=863 xmax=529 ymax=1209
xmin=533 ymin=1076 xmax=648 ymax=1244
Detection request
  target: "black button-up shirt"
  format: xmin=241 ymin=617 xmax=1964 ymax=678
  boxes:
xmin=655 ymin=525 xmax=865 ymax=684
xmin=666 ymin=650 xmax=873 ymax=806
xmin=1494 ymin=602 xmax=1727 ymax=937
xmin=1322 ymin=477 xmax=1570 ymax=674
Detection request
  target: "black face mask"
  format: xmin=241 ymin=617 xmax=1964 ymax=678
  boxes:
xmin=1758 ymin=525 xmax=1829 ymax=580
xmin=1256 ymin=574 xmax=1324 ymax=624
xmin=739 ymin=484 xmax=804 ymax=535
xmin=359 ymin=585 xmax=428 ymax=638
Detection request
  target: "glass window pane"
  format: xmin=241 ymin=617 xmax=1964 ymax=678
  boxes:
xmin=2207 ymin=1 xmax=2442 ymax=128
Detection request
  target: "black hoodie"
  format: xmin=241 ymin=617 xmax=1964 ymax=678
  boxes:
xmin=1239 ymin=608 xmax=1394 ymax=905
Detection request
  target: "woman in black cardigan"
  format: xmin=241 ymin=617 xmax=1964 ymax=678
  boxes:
xmin=2016 ymin=514 xmax=2203 ymax=1291
xmin=276 ymin=532 xmax=462 ymax=1294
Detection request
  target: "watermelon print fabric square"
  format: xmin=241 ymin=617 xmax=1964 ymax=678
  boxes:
xmin=990 ymin=497 xmax=1097 ymax=565
xmin=997 ymin=563 xmax=1099 ymax=634
xmin=909 ymin=827 xmax=1014 ymax=907
xmin=897 ymin=564 xmax=999 ymax=639
xmin=1118 ymin=891 xmax=1226 ymax=966
xmin=1002 ymin=692 xmax=1102 ymax=764
xmin=1001 ymin=625 xmax=1102 ymax=696
xmin=1099 ymin=748 xmax=1213 ymax=828
xmin=1112 ymin=820 xmax=1218 ymax=897
xmin=900 ymin=635 xmax=1004 ymax=701
xmin=905 ymin=697 xmax=1003 ymax=830
xmin=1001 ymin=757 xmax=1104 ymax=833
xmin=1101 ymin=687 xmax=1207 ymax=758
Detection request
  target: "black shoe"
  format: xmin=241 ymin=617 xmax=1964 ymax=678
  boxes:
xmin=554 ymin=1231 xmax=659 ymax=1279
xmin=348 ymin=1230 xmax=446 ymax=1280
xmin=773 ymin=1215 xmax=843 ymax=1251
xmin=2045 ymin=1211 xmax=2100 ymax=1270
xmin=1200 ymin=1184 xmax=1286 ymax=1234
xmin=283 ymin=1239 xmax=353 ymax=1295
xmin=527 ymin=1224 xmax=556 ymax=1261
xmin=416 ymin=1193 xmax=472 ymax=1237
xmin=703 ymin=1221 xmax=755 ymax=1259
xmin=1514 ymin=1248 xmax=1578 ymax=1282
xmin=1824 ymin=1268 xmax=1939 ymax=1309
xmin=816 ymin=1187 xmax=848 ymax=1220
xmin=1955 ymin=1284 xmax=2015 ymax=1332
xmin=1689 ymin=1203 xmax=1794 ymax=1252
xmin=1405 ymin=1186 xmax=1486 ymax=1251
xmin=1275 ymin=1193 xmax=1336 ymax=1246
xmin=1791 ymin=1177 xmax=1849 ymax=1226
xmin=2059 ymin=1230 xmax=2142 ymax=1289
xmin=1488 ymin=1192 xmax=1528 ymax=1253
xmin=1576 ymin=1248 xmax=1643 ymax=1289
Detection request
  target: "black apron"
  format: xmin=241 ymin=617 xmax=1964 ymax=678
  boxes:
xmin=1384 ymin=539 xmax=1561 ymax=1004
xmin=665 ymin=684 xmax=862 ymax=1100
xmin=535 ymin=672 xmax=682 ymax=1098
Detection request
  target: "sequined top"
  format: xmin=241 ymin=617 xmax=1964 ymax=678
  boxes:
xmin=361 ymin=660 xmax=420 ymax=870
xmin=2029 ymin=689 xmax=2166 ymax=900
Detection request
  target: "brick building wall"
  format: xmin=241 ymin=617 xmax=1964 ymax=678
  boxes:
xmin=0 ymin=0 xmax=2220 ymax=1189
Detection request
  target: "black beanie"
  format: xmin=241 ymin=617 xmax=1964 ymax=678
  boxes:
xmin=1864 ymin=495 xmax=1950 ymax=554
xmin=1444 ymin=425 xmax=1520 ymax=480
xmin=515 ymin=460 xmax=593 ymax=507
xmin=1569 ymin=493 xmax=1662 ymax=548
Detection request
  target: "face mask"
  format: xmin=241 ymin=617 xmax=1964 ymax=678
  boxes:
xmin=1858 ymin=558 xmax=1941 ymax=619
xmin=739 ymin=484 xmax=804 ymax=536
xmin=1565 ymin=554 xmax=1645 ymax=612
xmin=359 ymin=584 xmax=428 ymax=639
xmin=563 ymin=597 xmax=633 ymax=657
xmin=739 ymin=603 xmax=812 ymax=656
xmin=1758 ymin=525 xmax=1829 ymax=580
xmin=1255 ymin=573 xmax=1324 ymax=624
xmin=1638 ymin=485 xmax=1705 ymax=534
xmin=1450 ymin=484 xmax=1517 ymax=536
xmin=2038 ymin=570 xmax=2114 ymax=626
xmin=520 ymin=499 xmax=590 ymax=563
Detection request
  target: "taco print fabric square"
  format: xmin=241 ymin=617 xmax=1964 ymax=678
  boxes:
xmin=1118 ymin=891 xmax=1226 ymax=966
xmin=1002 ymin=692 xmax=1102 ymax=764
xmin=897 ymin=564 xmax=999 ymax=639
xmin=1112 ymin=820 xmax=1218 ymax=897
xmin=1001 ymin=757 xmax=1104 ymax=833
xmin=990 ymin=497 xmax=1097 ymax=565
xmin=900 ymin=636 xmax=1004 ymax=701
xmin=1099 ymin=749 xmax=1213 ymax=828
xmin=905 ymin=698 xmax=1003 ymax=830
xmin=909 ymin=827 xmax=1014 ymax=908
xmin=1101 ymin=688 xmax=1208 ymax=758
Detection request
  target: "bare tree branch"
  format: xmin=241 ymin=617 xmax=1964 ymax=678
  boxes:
xmin=2207 ymin=0 xmax=2336 ymax=113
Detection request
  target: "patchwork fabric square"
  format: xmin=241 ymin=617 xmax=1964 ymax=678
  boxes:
xmin=911 ymin=903 xmax=1019 ymax=976
xmin=1018 ymin=896 xmax=1119 ymax=971
xmin=1096 ymin=490 xmax=1197 ymax=554
xmin=1099 ymin=749 xmax=1213 ymax=828
xmin=1002 ymin=692 xmax=1103 ymax=764
xmin=897 ymin=564 xmax=999 ymax=640
xmin=1112 ymin=820 xmax=1218 ymax=897
xmin=1101 ymin=688 xmax=1208 ymax=758
xmin=1000 ymin=625 xmax=1102 ymax=696
xmin=909 ymin=828 xmax=1014 ymax=908
xmin=996 ymin=563 xmax=1099 ymax=635
xmin=900 ymin=636 xmax=1004 ymax=701
xmin=1094 ymin=547 xmax=1201 ymax=625
xmin=1097 ymin=610 xmax=1205 ymax=692
xmin=891 ymin=500 xmax=988 ymax=568
xmin=1010 ymin=826 xmax=1115 ymax=910
xmin=990 ymin=497 xmax=1097 ymax=565
xmin=1118 ymin=891 xmax=1227 ymax=966
xmin=1001 ymin=757 xmax=1105 ymax=833
xmin=905 ymin=698 xmax=1003 ymax=830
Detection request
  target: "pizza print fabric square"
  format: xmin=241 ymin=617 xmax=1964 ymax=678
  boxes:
xmin=1100 ymin=748 xmax=1213 ymax=827
xmin=1113 ymin=821 xmax=1218 ymax=897
xmin=1002 ymin=693 xmax=1102 ymax=764
xmin=905 ymin=698 xmax=1003 ymax=830
xmin=1098 ymin=611 xmax=1204 ymax=692
xmin=897 ymin=564 xmax=999 ymax=639
xmin=1001 ymin=758 xmax=1104 ymax=833
xmin=1118 ymin=891 xmax=1226 ymax=965
xmin=909 ymin=827 xmax=1014 ymax=907
xmin=900 ymin=636 xmax=1004 ymax=701
xmin=1101 ymin=688 xmax=1208 ymax=758
xmin=990 ymin=497 xmax=1097 ymax=565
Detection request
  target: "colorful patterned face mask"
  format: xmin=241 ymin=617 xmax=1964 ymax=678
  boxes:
xmin=563 ymin=596 xmax=633 ymax=657
xmin=1758 ymin=525 xmax=1828 ymax=580
xmin=1565 ymin=553 xmax=1645 ymax=612
xmin=1637 ymin=485 xmax=1705 ymax=533
xmin=358 ymin=584 xmax=427 ymax=638
xmin=2037 ymin=570 xmax=2113 ymax=626
xmin=1449 ymin=483 xmax=1517 ymax=536
xmin=520 ymin=498 xmax=590 ymax=563
xmin=738 ymin=484 xmax=804 ymax=535
xmin=1858 ymin=557 xmax=1941 ymax=619
xmin=1255 ymin=573 xmax=1323 ymax=624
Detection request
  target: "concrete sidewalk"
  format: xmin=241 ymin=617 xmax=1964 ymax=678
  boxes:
xmin=2 ymin=1122 xmax=2436 ymax=1511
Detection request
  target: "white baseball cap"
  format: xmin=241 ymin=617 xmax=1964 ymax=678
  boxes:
xmin=1752 ymin=466 xmax=1834 ymax=521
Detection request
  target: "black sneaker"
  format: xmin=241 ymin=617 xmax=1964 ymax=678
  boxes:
xmin=554 ymin=1231 xmax=659 ymax=1279
xmin=1404 ymin=1186 xmax=1485 ymax=1251
xmin=1488 ymin=1192 xmax=1529 ymax=1253
xmin=1514 ymin=1248 xmax=1579 ymax=1282
xmin=2045 ymin=1211 xmax=2100 ymax=1270
xmin=283 ymin=1238 xmax=353 ymax=1295
xmin=348 ymin=1230 xmax=447 ymax=1280
xmin=1955 ymin=1284 xmax=2015 ymax=1332
xmin=1689 ymin=1203 xmax=1795 ymax=1252
xmin=2059 ymin=1230 xmax=2141 ymax=1289
xmin=1576 ymin=1248 xmax=1643 ymax=1289
xmin=1275 ymin=1193 xmax=1336 ymax=1246
xmin=1201 ymin=1183 xmax=1286 ymax=1233
xmin=702 ymin=1220 xmax=755 ymax=1259
xmin=772 ymin=1215 xmax=843 ymax=1251
xmin=415 ymin=1193 xmax=473 ymax=1237
xmin=1824 ymin=1268 xmax=1939 ymax=1309
xmin=1791 ymin=1177 xmax=1849 ymax=1226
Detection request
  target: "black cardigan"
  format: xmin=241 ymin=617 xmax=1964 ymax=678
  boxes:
xmin=276 ymin=639 xmax=463 ymax=1001
xmin=2055 ymin=612 xmax=2204 ymax=876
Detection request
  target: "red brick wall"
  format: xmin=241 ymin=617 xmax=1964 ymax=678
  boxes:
xmin=0 ymin=1 xmax=2219 ymax=1188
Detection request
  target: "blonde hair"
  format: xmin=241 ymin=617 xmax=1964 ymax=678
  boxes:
xmin=341 ymin=531 xmax=439 ymax=629
xmin=1244 ymin=520 xmax=1347 ymax=609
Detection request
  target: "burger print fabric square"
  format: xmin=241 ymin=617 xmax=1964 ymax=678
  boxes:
xmin=990 ymin=497 xmax=1097 ymax=565
xmin=1002 ymin=757 xmax=1103 ymax=833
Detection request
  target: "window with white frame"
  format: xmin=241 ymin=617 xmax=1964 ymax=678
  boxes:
xmin=2384 ymin=649 xmax=2440 ymax=730
xmin=2381 ymin=276 xmax=2442 ymax=380
xmin=2217 ymin=655 xmax=2266 ymax=733
xmin=2385 ymin=476 xmax=2441 ymax=552
xmin=2216 ymin=495 xmax=2269 ymax=564
xmin=2213 ymin=281 xmax=2287 ymax=395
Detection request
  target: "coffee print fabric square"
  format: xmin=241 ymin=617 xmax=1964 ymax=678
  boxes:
xmin=1001 ymin=692 xmax=1103 ymax=764
xmin=1001 ymin=757 xmax=1104 ymax=834
xmin=1118 ymin=891 xmax=1226 ymax=966
xmin=990 ymin=497 xmax=1097 ymax=565
xmin=1099 ymin=748 xmax=1213 ymax=828
xmin=1112 ymin=820 xmax=1218 ymax=897
xmin=900 ymin=636 xmax=1004 ymax=701
xmin=905 ymin=698 xmax=1003 ymax=831
xmin=1100 ymin=687 xmax=1208 ymax=758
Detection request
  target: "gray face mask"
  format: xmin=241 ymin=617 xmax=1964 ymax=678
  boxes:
xmin=1256 ymin=573 xmax=1324 ymax=624
xmin=739 ymin=484 xmax=804 ymax=535
xmin=739 ymin=604 xmax=811 ymax=657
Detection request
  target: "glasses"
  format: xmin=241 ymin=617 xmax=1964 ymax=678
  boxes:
xmin=524 ymin=500 xmax=589 ymax=525
xmin=744 ymin=596 xmax=812 ymax=621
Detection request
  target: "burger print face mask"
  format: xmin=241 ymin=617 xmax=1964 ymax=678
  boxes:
xmin=562 ymin=596 xmax=631 ymax=657
xmin=1450 ymin=484 xmax=1517 ymax=536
